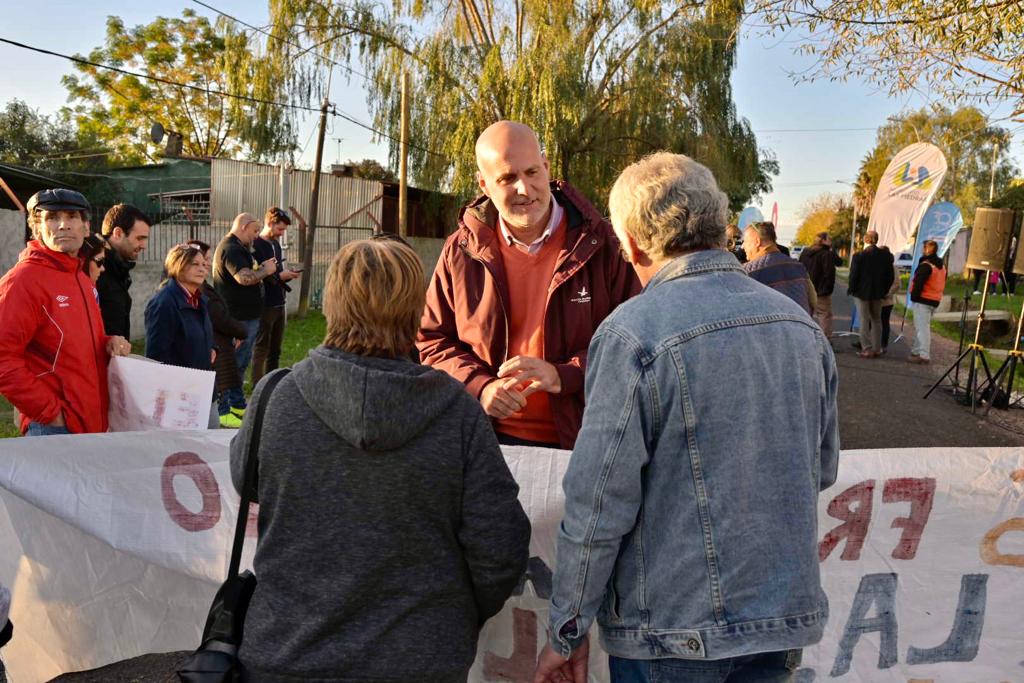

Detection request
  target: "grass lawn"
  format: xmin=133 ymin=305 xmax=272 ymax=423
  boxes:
xmin=0 ymin=311 xmax=328 ymax=440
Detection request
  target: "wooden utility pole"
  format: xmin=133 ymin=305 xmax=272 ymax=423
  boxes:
xmin=298 ymin=97 xmax=330 ymax=317
xmin=398 ymin=70 xmax=410 ymax=237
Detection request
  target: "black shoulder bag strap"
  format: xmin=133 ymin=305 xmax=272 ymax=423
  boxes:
xmin=227 ymin=367 xmax=290 ymax=578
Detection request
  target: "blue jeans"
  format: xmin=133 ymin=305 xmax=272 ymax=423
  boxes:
xmin=219 ymin=318 xmax=260 ymax=414
xmin=609 ymin=650 xmax=802 ymax=683
xmin=235 ymin=318 xmax=261 ymax=376
xmin=25 ymin=422 xmax=71 ymax=436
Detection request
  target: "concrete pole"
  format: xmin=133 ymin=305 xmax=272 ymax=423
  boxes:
xmin=398 ymin=70 xmax=410 ymax=237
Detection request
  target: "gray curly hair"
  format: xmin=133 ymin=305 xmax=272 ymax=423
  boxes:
xmin=609 ymin=153 xmax=729 ymax=259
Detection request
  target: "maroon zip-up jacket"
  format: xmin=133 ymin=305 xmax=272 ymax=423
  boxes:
xmin=417 ymin=181 xmax=641 ymax=449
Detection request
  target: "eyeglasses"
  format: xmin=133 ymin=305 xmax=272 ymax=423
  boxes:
xmin=92 ymin=257 xmax=106 ymax=267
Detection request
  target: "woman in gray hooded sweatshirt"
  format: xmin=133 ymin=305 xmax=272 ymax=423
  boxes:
xmin=230 ymin=238 xmax=531 ymax=682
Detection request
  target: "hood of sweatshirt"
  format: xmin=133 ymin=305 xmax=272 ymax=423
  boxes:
xmin=290 ymin=345 xmax=466 ymax=451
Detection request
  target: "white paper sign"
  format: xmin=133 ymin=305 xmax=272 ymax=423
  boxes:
xmin=1 ymin=433 xmax=1022 ymax=683
xmin=107 ymin=355 xmax=215 ymax=431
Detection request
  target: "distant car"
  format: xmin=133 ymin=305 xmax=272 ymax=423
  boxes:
xmin=790 ymin=246 xmax=804 ymax=260
xmin=895 ymin=252 xmax=914 ymax=271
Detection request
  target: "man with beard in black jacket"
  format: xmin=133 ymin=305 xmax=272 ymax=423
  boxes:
xmin=96 ymin=204 xmax=151 ymax=339
xmin=800 ymin=231 xmax=844 ymax=337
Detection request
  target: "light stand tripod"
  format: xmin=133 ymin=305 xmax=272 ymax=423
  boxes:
xmin=924 ymin=272 xmax=996 ymax=412
xmin=981 ymin=296 xmax=1024 ymax=414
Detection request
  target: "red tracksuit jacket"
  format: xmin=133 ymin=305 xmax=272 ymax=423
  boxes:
xmin=0 ymin=240 xmax=111 ymax=434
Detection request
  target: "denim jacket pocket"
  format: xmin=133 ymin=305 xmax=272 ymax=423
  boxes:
xmin=649 ymin=629 xmax=707 ymax=659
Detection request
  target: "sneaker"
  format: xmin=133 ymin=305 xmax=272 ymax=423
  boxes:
xmin=907 ymin=356 xmax=931 ymax=365
xmin=230 ymin=406 xmax=246 ymax=419
xmin=219 ymin=412 xmax=243 ymax=429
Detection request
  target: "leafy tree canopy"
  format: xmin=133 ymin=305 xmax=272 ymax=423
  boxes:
xmin=342 ymin=158 xmax=397 ymax=182
xmin=63 ymin=10 xmax=297 ymax=164
xmin=0 ymin=99 xmax=108 ymax=173
xmin=794 ymin=193 xmax=858 ymax=252
xmin=259 ymin=0 xmax=777 ymax=210
xmin=752 ymin=0 xmax=1024 ymax=121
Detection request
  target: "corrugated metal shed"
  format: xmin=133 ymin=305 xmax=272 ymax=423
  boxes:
xmin=211 ymin=159 xmax=382 ymax=229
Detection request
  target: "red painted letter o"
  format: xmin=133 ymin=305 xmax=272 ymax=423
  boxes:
xmin=161 ymin=451 xmax=222 ymax=532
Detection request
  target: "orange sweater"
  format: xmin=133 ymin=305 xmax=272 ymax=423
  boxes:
xmin=494 ymin=221 xmax=565 ymax=444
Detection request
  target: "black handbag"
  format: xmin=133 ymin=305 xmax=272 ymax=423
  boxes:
xmin=178 ymin=368 xmax=290 ymax=683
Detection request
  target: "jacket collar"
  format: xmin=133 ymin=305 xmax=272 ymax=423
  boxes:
xmin=163 ymin=279 xmax=207 ymax=310
xmin=102 ymin=240 xmax=135 ymax=280
xmin=646 ymin=248 xmax=745 ymax=292
xmin=19 ymin=239 xmax=82 ymax=273
xmin=458 ymin=180 xmax=605 ymax=258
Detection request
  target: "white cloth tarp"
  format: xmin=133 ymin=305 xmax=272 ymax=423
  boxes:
xmin=1 ymin=432 xmax=1022 ymax=682
xmin=867 ymin=142 xmax=948 ymax=251
xmin=107 ymin=356 xmax=215 ymax=431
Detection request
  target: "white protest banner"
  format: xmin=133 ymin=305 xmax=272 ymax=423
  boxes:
xmin=107 ymin=355 xmax=215 ymax=431
xmin=1 ymin=432 xmax=1022 ymax=682
xmin=868 ymin=143 xmax=948 ymax=251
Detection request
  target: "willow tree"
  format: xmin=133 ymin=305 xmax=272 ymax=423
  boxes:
xmin=264 ymin=0 xmax=776 ymax=209
xmin=752 ymin=0 xmax=1024 ymax=121
xmin=63 ymin=10 xmax=296 ymax=163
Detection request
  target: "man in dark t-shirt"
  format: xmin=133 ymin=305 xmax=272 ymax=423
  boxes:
xmin=251 ymin=207 xmax=302 ymax=384
xmin=213 ymin=212 xmax=277 ymax=421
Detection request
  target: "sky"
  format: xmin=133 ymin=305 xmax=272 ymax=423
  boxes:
xmin=2 ymin=1 xmax=1023 ymax=245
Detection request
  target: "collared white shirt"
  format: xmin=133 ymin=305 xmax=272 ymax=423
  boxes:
xmin=498 ymin=198 xmax=564 ymax=255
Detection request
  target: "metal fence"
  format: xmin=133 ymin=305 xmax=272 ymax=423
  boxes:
xmin=133 ymin=198 xmax=370 ymax=309
xmin=307 ymin=227 xmax=374 ymax=308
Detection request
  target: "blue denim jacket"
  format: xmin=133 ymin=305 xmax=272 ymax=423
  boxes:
xmin=549 ymin=249 xmax=839 ymax=661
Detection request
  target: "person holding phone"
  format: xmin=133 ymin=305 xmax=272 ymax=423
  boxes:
xmin=251 ymin=207 xmax=302 ymax=385
xmin=213 ymin=213 xmax=277 ymax=421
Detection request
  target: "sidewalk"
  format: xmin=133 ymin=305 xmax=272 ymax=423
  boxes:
xmin=830 ymin=285 xmax=1024 ymax=449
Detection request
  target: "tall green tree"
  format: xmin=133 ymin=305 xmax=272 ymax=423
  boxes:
xmin=0 ymin=100 xmax=108 ymax=172
xmin=63 ymin=10 xmax=297 ymax=163
xmin=261 ymin=0 xmax=777 ymax=209
xmin=858 ymin=107 xmax=1018 ymax=224
xmin=794 ymin=192 xmax=860 ymax=254
xmin=752 ymin=0 xmax=1024 ymax=121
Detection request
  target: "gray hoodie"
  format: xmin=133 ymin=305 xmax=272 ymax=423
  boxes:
xmin=230 ymin=346 xmax=530 ymax=682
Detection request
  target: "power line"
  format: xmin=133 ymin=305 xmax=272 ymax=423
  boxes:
xmin=188 ymin=0 xmax=374 ymax=83
xmin=755 ymin=127 xmax=876 ymax=133
xmin=0 ymin=35 xmax=444 ymax=158
xmin=0 ymin=36 xmax=323 ymax=115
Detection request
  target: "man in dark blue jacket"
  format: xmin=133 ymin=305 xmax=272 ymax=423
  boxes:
xmin=847 ymin=230 xmax=895 ymax=358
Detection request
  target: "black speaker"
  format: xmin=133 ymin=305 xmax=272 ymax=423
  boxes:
xmin=967 ymin=208 xmax=1013 ymax=271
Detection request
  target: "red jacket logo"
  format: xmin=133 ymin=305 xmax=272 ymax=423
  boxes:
xmin=55 ymin=295 xmax=71 ymax=308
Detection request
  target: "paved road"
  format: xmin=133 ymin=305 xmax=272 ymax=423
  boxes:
xmin=5 ymin=279 xmax=1023 ymax=683
xmin=830 ymin=285 xmax=1024 ymax=449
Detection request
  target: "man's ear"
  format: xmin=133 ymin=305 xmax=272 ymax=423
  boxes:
xmin=477 ymin=171 xmax=489 ymax=197
xmin=622 ymin=230 xmax=646 ymax=265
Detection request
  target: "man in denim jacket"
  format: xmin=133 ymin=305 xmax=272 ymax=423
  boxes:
xmin=535 ymin=153 xmax=840 ymax=683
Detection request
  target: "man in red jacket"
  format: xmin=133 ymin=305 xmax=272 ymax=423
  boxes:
xmin=417 ymin=121 xmax=640 ymax=449
xmin=0 ymin=189 xmax=131 ymax=436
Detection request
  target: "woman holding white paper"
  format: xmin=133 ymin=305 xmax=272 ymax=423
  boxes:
xmin=144 ymin=244 xmax=215 ymax=373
